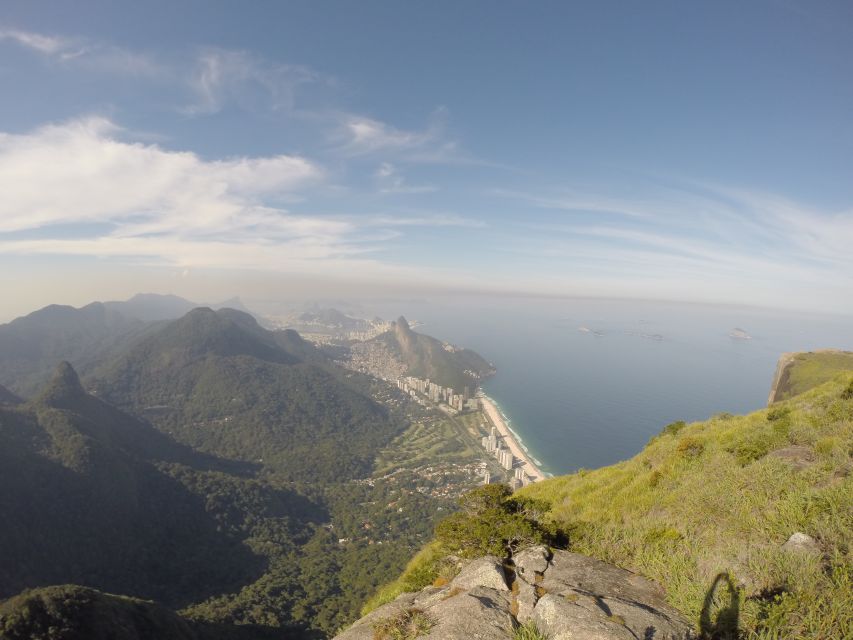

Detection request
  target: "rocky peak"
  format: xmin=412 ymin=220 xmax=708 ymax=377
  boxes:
xmin=335 ymin=547 xmax=694 ymax=639
xmin=38 ymin=361 xmax=87 ymax=408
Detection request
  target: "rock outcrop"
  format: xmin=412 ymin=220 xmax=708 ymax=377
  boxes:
xmin=335 ymin=547 xmax=694 ymax=639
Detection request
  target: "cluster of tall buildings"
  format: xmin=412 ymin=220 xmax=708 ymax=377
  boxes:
xmin=396 ymin=376 xmax=478 ymax=412
xmin=481 ymin=426 xmax=530 ymax=490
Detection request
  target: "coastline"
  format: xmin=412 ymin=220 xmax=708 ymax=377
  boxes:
xmin=478 ymin=393 xmax=549 ymax=483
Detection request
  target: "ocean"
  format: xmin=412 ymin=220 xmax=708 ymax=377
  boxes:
xmin=366 ymin=296 xmax=853 ymax=475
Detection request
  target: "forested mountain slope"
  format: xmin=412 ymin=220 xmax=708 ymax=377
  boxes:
xmin=0 ymin=585 xmax=292 ymax=640
xmin=0 ymin=362 xmax=277 ymax=607
xmin=0 ymin=302 xmax=148 ymax=397
xmin=90 ymin=307 xmax=399 ymax=481
xmin=372 ymin=316 xmax=493 ymax=390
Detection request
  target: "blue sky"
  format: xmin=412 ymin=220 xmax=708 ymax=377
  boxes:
xmin=1 ymin=0 xmax=852 ymax=318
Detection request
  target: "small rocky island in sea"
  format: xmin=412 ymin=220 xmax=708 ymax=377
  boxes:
xmin=578 ymin=325 xmax=605 ymax=337
xmin=729 ymin=327 xmax=752 ymax=340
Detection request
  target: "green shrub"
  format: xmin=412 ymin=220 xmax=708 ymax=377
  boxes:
xmin=434 ymin=485 xmax=560 ymax=558
xmin=676 ymin=436 xmax=704 ymax=458
xmin=767 ymin=406 xmax=791 ymax=422
xmin=662 ymin=420 xmax=687 ymax=437
xmin=842 ymin=379 xmax=853 ymax=400
xmin=513 ymin=620 xmax=549 ymax=640
xmin=728 ymin=439 xmax=770 ymax=466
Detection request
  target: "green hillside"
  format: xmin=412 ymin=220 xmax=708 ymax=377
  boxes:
xmin=0 ymin=310 xmax=462 ymax=638
xmin=91 ymin=308 xmax=399 ymax=482
xmin=769 ymin=350 xmax=853 ymax=403
xmin=0 ymin=302 xmax=149 ymax=397
xmin=520 ymin=373 xmax=853 ymax=638
xmin=369 ymin=362 xmax=852 ymax=638
xmin=0 ymin=585 xmax=290 ymax=640
xmin=0 ymin=362 xmax=269 ymax=607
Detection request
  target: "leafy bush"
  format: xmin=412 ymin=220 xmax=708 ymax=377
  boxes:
xmin=434 ymin=484 xmax=561 ymax=558
xmin=766 ymin=406 xmax=791 ymax=422
xmin=662 ymin=420 xmax=687 ymax=437
xmin=727 ymin=438 xmax=770 ymax=466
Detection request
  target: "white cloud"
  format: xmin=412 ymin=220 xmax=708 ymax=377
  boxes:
xmin=0 ymin=117 xmax=375 ymax=270
xmin=0 ymin=28 xmax=71 ymax=54
xmin=0 ymin=117 xmax=484 ymax=282
xmin=340 ymin=116 xmax=436 ymax=154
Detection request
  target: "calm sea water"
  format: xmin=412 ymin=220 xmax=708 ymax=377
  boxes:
xmin=366 ymin=296 xmax=853 ymax=475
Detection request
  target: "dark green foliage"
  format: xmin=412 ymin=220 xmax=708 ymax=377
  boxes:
xmin=662 ymin=420 xmax=686 ymax=436
xmin=92 ymin=308 xmax=398 ymax=482
xmin=727 ymin=438 xmax=771 ymax=466
xmin=0 ymin=585 xmax=292 ymax=640
xmin=0 ymin=366 xmax=267 ymax=607
xmin=766 ymin=406 xmax=790 ymax=422
xmin=434 ymin=485 xmax=560 ymax=558
xmin=0 ymin=309 xmax=472 ymax=638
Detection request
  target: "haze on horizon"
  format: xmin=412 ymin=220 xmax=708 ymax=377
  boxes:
xmin=1 ymin=1 xmax=852 ymax=321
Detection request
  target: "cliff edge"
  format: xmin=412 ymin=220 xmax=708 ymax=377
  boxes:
xmin=768 ymin=349 xmax=853 ymax=404
xmin=335 ymin=546 xmax=693 ymax=640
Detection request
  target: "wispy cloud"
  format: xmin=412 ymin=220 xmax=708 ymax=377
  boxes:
xmin=374 ymin=162 xmax=436 ymax=194
xmin=0 ymin=28 xmax=72 ymax=54
xmin=337 ymin=115 xmax=441 ymax=155
xmin=488 ymin=183 xmax=853 ymax=310
xmin=183 ymin=48 xmax=323 ymax=115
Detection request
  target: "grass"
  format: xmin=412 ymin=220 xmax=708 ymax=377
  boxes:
xmin=373 ymin=413 xmax=485 ymax=475
xmin=519 ymin=373 xmax=853 ymax=639
xmin=372 ymin=608 xmax=434 ymax=640
xmin=361 ymin=543 xmax=447 ymax=615
xmin=513 ymin=620 xmax=549 ymax=639
xmin=771 ymin=351 xmax=853 ymax=402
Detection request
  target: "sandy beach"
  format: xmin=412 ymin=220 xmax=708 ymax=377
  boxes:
xmin=479 ymin=394 xmax=548 ymax=483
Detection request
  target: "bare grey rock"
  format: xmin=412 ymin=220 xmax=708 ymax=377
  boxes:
xmin=533 ymin=593 xmax=636 ymax=640
xmin=514 ymin=576 xmax=538 ymax=623
xmin=540 ymin=551 xmax=666 ymax=605
xmin=782 ymin=532 xmax=820 ymax=555
xmin=424 ymin=586 xmax=515 ymax=640
xmin=334 ymin=548 xmax=694 ymax=640
xmin=514 ymin=545 xmax=551 ymax=579
xmin=450 ymin=555 xmax=509 ymax=592
xmin=768 ymin=446 xmax=815 ymax=471
xmin=334 ymin=591 xmax=418 ymax=640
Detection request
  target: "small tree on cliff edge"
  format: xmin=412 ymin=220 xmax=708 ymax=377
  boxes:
xmin=434 ymin=484 xmax=563 ymax=558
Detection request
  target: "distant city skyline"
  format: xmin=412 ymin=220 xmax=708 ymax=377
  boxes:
xmin=1 ymin=1 xmax=852 ymax=319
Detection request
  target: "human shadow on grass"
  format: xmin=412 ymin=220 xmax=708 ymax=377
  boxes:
xmin=699 ymin=572 xmax=740 ymax=639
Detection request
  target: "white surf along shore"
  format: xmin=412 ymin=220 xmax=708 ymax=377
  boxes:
xmin=479 ymin=393 xmax=549 ymax=482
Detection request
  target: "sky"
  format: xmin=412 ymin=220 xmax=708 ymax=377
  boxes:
xmin=1 ymin=0 xmax=852 ymax=320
